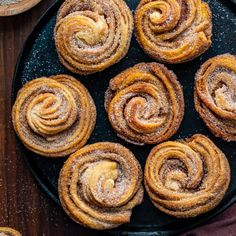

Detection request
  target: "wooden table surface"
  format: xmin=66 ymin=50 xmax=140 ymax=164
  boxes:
xmin=0 ymin=1 xmax=235 ymax=235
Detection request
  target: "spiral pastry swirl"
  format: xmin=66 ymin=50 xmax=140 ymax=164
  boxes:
xmin=54 ymin=0 xmax=133 ymax=75
xmin=105 ymin=63 xmax=184 ymax=145
xmin=58 ymin=142 xmax=143 ymax=229
xmin=0 ymin=228 xmax=21 ymax=236
xmin=145 ymin=134 xmax=230 ymax=218
xmin=12 ymin=75 xmax=96 ymax=157
xmin=134 ymin=0 xmax=212 ymax=64
xmin=194 ymin=54 xmax=236 ymax=141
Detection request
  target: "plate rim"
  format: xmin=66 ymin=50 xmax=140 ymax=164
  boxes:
xmin=11 ymin=0 xmax=236 ymax=235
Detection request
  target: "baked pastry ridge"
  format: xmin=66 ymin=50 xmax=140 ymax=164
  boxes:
xmin=54 ymin=0 xmax=133 ymax=75
xmin=135 ymin=0 xmax=212 ymax=63
xmin=194 ymin=54 xmax=236 ymax=141
xmin=105 ymin=62 xmax=184 ymax=145
xmin=12 ymin=75 xmax=96 ymax=157
xmin=145 ymin=134 xmax=231 ymax=218
xmin=58 ymin=142 xmax=144 ymax=229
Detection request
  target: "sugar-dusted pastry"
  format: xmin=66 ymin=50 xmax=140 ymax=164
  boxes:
xmin=54 ymin=0 xmax=133 ymax=75
xmin=145 ymin=134 xmax=230 ymax=218
xmin=135 ymin=0 xmax=212 ymax=64
xmin=58 ymin=142 xmax=143 ymax=230
xmin=105 ymin=62 xmax=184 ymax=145
xmin=194 ymin=54 xmax=236 ymax=141
xmin=12 ymin=75 xmax=96 ymax=157
xmin=0 ymin=227 xmax=21 ymax=236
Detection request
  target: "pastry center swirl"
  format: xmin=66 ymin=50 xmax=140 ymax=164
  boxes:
xmin=211 ymin=73 xmax=236 ymax=113
xmin=81 ymin=160 xmax=123 ymax=207
xmin=158 ymin=152 xmax=203 ymax=193
xmin=148 ymin=1 xmax=180 ymax=30
xmin=123 ymin=83 xmax=168 ymax=134
xmin=72 ymin=12 xmax=108 ymax=46
xmin=26 ymin=86 xmax=78 ymax=136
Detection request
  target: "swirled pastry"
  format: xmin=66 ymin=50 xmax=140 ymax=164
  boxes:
xmin=145 ymin=134 xmax=230 ymax=218
xmin=135 ymin=0 xmax=212 ymax=63
xmin=12 ymin=75 xmax=96 ymax=157
xmin=54 ymin=0 xmax=133 ymax=75
xmin=105 ymin=63 xmax=184 ymax=145
xmin=194 ymin=54 xmax=236 ymax=141
xmin=0 ymin=228 xmax=21 ymax=236
xmin=58 ymin=142 xmax=143 ymax=229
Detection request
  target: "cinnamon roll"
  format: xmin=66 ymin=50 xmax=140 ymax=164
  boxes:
xmin=145 ymin=134 xmax=231 ymax=218
xmin=194 ymin=54 xmax=236 ymax=141
xmin=0 ymin=228 xmax=21 ymax=236
xmin=135 ymin=0 xmax=212 ymax=64
xmin=12 ymin=75 xmax=96 ymax=157
xmin=54 ymin=0 xmax=133 ymax=75
xmin=58 ymin=142 xmax=143 ymax=230
xmin=105 ymin=62 xmax=184 ymax=145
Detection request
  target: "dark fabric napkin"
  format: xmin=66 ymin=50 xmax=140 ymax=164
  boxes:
xmin=181 ymin=204 xmax=236 ymax=236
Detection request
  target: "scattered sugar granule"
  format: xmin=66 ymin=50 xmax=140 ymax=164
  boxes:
xmin=0 ymin=0 xmax=21 ymax=6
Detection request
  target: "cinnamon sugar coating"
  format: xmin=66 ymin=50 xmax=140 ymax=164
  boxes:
xmin=54 ymin=0 xmax=133 ymax=75
xmin=134 ymin=0 xmax=212 ymax=64
xmin=145 ymin=134 xmax=231 ymax=218
xmin=0 ymin=228 xmax=21 ymax=236
xmin=58 ymin=142 xmax=143 ymax=230
xmin=194 ymin=54 xmax=236 ymax=141
xmin=105 ymin=62 xmax=184 ymax=145
xmin=12 ymin=75 xmax=96 ymax=157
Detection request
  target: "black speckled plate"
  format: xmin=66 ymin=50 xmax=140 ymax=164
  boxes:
xmin=12 ymin=0 xmax=236 ymax=235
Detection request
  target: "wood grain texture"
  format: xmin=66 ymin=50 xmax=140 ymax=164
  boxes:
xmin=0 ymin=0 xmax=235 ymax=235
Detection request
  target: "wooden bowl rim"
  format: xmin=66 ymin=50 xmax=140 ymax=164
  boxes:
xmin=0 ymin=0 xmax=42 ymax=16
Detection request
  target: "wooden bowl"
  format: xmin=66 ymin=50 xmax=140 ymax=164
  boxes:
xmin=0 ymin=0 xmax=42 ymax=16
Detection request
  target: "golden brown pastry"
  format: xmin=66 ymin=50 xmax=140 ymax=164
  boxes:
xmin=58 ymin=142 xmax=143 ymax=230
xmin=194 ymin=54 xmax=236 ymax=141
xmin=135 ymin=0 xmax=212 ymax=64
xmin=54 ymin=0 xmax=133 ymax=75
xmin=105 ymin=62 xmax=184 ymax=145
xmin=145 ymin=134 xmax=230 ymax=218
xmin=0 ymin=228 xmax=21 ymax=236
xmin=12 ymin=75 xmax=96 ymax=157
